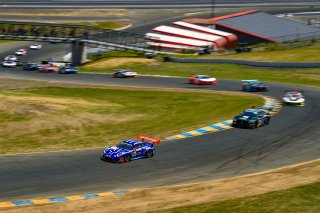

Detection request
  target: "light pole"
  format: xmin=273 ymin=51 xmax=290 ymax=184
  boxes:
xmin=211 ymin=0 xmax=215 ymax=18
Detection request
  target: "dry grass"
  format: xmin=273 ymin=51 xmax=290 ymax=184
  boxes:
xmin=0 ymin=77 xmax=262 ymax=154
xmin=84 ymin=58 xmax=156 ymax=69
xmin=2 ymin=159 xmax=320 ymax=213
xmin=0 ymin=9 xmax=128 ymax=17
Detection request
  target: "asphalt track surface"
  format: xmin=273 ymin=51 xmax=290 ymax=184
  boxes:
xmin=0 ymin=42 xmax=319 ymax=202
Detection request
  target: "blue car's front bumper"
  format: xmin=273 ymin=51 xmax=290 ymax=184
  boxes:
xmin=101 ymin=154 xmax=123 ymax=163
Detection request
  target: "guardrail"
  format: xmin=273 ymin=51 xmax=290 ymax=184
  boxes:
xmin=164 ymin=57 xmax=320 ymax=68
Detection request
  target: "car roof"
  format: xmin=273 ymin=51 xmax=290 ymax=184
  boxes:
xmin=244 ymin=109 xmax=263 ymax=113
xmin=122 ymin=140 xmax=139 ymax=145
xmin=242 ymin=80 xmax=260 ymax=83
xmin=116 ymin=69 xmax=131 ymax=72
xmin=195 ymin=74 xmax=209 ymax=77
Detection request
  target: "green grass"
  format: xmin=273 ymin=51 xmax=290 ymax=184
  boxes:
xmin=175 ymin=41 xmax=320 ymax=62
xmin=87 ymin=50 xmax=143 ymax=61
xmin=65 ymin=21 xmax=130 ymax=29
xmin=79 ymin=61 xmax=320 ymax=87
xmin=208 ymin=43 xmax=320 ymax=62
xmin=0 ymin=87 xmax=262 ymax=154
xmin=156 ymin=182 xmax=320 ymax=213
xmin=0 ymin=40 xmax=18 ymax=44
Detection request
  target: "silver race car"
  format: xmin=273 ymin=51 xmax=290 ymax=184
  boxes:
xmin=282 ymin=91 xmax=305 ymax=106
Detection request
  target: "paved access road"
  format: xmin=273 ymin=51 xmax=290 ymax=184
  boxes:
xmin=0 ymin=43 xmax=319 ymax=201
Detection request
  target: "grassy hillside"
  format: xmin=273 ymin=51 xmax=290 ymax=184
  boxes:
xmin=0 ymin=87 xmax=262 ymax=154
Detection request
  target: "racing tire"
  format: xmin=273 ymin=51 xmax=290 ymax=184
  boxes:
xmin=265 ymin=118 xmax=270 ymax=125
xmin=249 ymin=122 xmax=256 ymax=129
xmin=146 ymin=150 xmax=154 ymax=158
xmin=124 ymin=154 xmax=131 ymax=162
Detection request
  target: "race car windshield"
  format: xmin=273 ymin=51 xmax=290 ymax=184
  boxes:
xmin=117 ymin=142 xmax=133 ymax=150
xmin=200 ymin=76 xmax=209 ymax=79
xmin=289 ymin=94 xmax=300 ymax=98
xmin=241 ymin=112 xmax=257 ymax=117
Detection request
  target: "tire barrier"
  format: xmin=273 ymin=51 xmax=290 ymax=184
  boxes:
xmin=164 ymin=57 xmax=320 ymax=68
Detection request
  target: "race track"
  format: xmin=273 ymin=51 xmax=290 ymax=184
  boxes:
xmin=0 ymin=43 xmax=319 ymax=201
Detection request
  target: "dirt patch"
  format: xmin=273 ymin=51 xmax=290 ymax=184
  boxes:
xmin=84 ymin=58 xmax=156 ymax=69
xmin=1 ymin=113 xmax=144 ymax=136
xmin=2 ymin=159 xmax=320 ymax=213
xmin=0 ymin=92 xmax=144 ymax=136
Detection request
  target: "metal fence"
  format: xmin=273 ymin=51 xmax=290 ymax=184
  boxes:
xmin=0 ymin=20 xmax=148 ymax=49
xmin=164 ymin=57 xmax=320 ymax=68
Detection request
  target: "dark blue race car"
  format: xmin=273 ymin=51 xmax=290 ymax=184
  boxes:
xmin=23 ymin=63 xmax=40 ymax=70
xmin=232 ymin=108 xmax=271 ymax=129
xmin=241 ymin=80 xmax=269 ymax=92
xmin=101 ymin=135 xmax=160 ymax=163
xmin=59 ymin=66 xmax=78 ymax=74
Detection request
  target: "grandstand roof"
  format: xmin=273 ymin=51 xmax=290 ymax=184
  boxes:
xmin=216 ymin=11 xmax=320 ymax=42
xmin=185 ymin=10 xmax=320 ymax=42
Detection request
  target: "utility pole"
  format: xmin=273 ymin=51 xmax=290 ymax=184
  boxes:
xmin=211 ymin=0 xmax=215 ymax=18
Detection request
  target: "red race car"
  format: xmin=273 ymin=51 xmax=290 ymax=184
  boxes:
xmin=189 ymin=75 xmax=217 ymax=85
xmin=15 ymin=49 xmax=28 ymax=56
xmin=39 ymin=64 xmax=59 ymax=73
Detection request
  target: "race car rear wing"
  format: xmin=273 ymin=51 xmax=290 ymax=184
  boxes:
xmin=138 ymin=135 xmax=160 ymax=144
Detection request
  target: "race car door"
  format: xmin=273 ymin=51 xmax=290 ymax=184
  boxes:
xmin=133 ymin=144 xmax=144 ymax=158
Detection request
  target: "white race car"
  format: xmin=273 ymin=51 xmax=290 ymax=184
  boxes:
xmin=2 ymin=60 xmax=17 ymax=68
xmin=15 ymin=49 xmax=27 ymax=56
xmin=113 ymin=69 xmax=138 ymax=78
xmin=189 ymin=75 xmax=217 ymax=85
xmin=4 ymin=55 xmax=18 ymax=61
xmin=29 ymin=44 xmax=42 ymax=50
xmin=282 ymin=91 xmax=305 ymax=106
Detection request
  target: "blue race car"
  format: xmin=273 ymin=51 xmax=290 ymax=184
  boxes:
xmin=101 ymin=135 xmax=160 ymax=163
xmin=59 ymin=66 xmax=78 ymax=74
xmin=241 ymin=80 xmax=269 ymax=92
